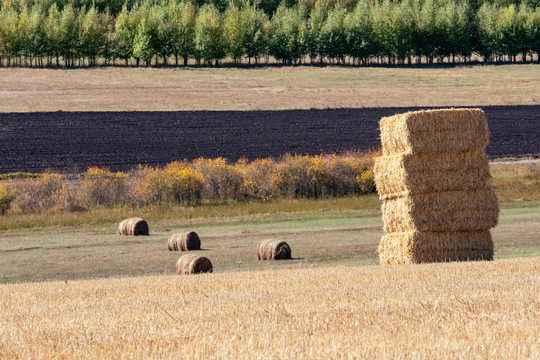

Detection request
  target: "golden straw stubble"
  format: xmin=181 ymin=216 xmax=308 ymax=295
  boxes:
xmin=176 ymin=254 xmax=213 ymax=275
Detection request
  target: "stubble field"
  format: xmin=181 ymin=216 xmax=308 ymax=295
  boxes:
xmin=1 ymin=257 xmax=538 ymax=359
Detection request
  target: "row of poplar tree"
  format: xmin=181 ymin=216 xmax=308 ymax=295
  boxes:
xmin=0 ymin=0 xmax=539 ymax=67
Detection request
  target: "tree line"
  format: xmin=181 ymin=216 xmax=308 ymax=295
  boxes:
xmin=0 ymin=0 xmax=539 ymax=67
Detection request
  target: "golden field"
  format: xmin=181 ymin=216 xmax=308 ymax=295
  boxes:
xmin=1 ymin=257 xmax=538 ymax=359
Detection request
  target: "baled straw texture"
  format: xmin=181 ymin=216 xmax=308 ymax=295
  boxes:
xmin=378 ymin=230 xmax=494 ymax=264
xmin=382 ymin=188 xmax=499 ymax=233
xmin=257 ymin=239 xmax=292 ymax=260
xmin=168 ymin=232 xmax=201 ymax=251
xmin=176 ymin=254 xmax=213 ymax=275
xmin=118 ymin=217 xmax=149 ymax=236
xmin=374 ymin=150 xmax=490 ymax=200
xmin=380 ymin=108 xmax=489 ymax=156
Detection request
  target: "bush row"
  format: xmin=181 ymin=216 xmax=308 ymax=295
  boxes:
xmin=0 ymin=0 xmax=539 ymax=67
xmin=0 ymin=153 xmax=376 ymax=214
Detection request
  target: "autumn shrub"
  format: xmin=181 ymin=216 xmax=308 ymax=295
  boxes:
xmin=79 ymin=167 xmax=129 ymax=208
xmin=0 ymin=182 xmax=15 ymax=215
xmin=5 ymin=153 xmax=378 ymax=213
xmin=237 ymin=158 xmax=277 ymax=200
xmin=162 ymin=162 xmax=204 ymax=204
xmin=270 ymin=155 xmax=316 ymax=199
xmin=13 ymin=172 xmax=71 ymax=212
xmin=356 ymin=169 xmax=376 ymax=194
xmin=193 ymin=157 xmax=244 ymax=202
xmin=309 ymin=155 xmax=371 ymax=197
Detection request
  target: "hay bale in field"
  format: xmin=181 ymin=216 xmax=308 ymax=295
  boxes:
xmin=118 ymin=217 xmax=149 ymax=236
xmin=167 ymin=231 xmax=201 ymax=251
xmin=379 ymin=108 xmax=489 ymax=156
xmin=382 ymin=188 xmax=499 ymax=233
xmin=374 ymin=150 xmax=490 ymax=200
xmin=378 ymin=231 xmax=494 ymax=264
xmin=257 ymin=239 xmax=291 ymax=260
xmin=176 ymin=254 xmax=213 ymax=275
xmin=374 ymin=108 xmax=498 ymax=265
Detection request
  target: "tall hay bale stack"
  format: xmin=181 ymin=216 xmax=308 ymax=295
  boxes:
xmin=118 ymin=217 xmax=149 ymax=236
xmin=176 ymin=254 xmax=213 ymax=274
xmin=168 ymin=232 xmax=201 ymax=251
xmin=374 ymin=109 xmax=499 ymax=264
xmin=257 ymin=239 xmax=292 ymax=260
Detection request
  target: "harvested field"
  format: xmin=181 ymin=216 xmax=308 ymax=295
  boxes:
xmin=0 ymin=65 xmax=538 ymax=112
xmin=1 ymin=106 xmax=538 ymax=173
xmin=0 ymin=257 xmax=538 ymax=359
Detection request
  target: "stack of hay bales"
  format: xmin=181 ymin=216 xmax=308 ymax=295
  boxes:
xmin=374 ymin=108 xmax=499 ymax=264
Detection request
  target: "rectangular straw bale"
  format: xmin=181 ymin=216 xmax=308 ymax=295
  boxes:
xmin=380 ymin=109 xmax=489 ymax=156
xmin=374 ymin=150 xmax=490 ymax=199
xmin=378 ymin=230 xmax=494 ymax=264
xmin=382 ymin=188 xmax=499 ymax=233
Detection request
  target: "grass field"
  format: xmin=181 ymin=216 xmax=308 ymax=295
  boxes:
xmin=1 ymin=197 xmax=538 ymax=284
xmin=1 ymin=64 xmax=539 ymax=112
xmin=0 ymin=257 xmax=538 ymax=359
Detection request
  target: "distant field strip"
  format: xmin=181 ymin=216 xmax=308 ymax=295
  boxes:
xmin=0 ymin=65 xmax=538 ymax=112
xmin=0 ymin=257 xmax=538 ymax=359
xmin=1 ymin=106 xmax=539 ymax=173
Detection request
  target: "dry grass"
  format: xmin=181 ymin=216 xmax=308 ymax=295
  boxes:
xmin=0 ymin=257 xmax=538 ymax=359
xmin=0 ymin=65 xmax=538 ymax=112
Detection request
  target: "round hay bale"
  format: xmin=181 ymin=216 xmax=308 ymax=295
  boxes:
xmin=118 ymin=217 xmax=149 ymax=236
xmin=167 ymin=231 xmax=201 ymax=251
xmin=176 ymin=254 xmax=213 ymax=275
xmin=257 ymin=239 xmax=291 ymax=260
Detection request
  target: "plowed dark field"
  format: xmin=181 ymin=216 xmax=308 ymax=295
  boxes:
xmin=1 ymin=106 xmax=538 ymax=173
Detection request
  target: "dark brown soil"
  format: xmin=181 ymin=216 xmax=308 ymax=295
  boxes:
xmin=1 ymin=106 xmax=538 ymax=173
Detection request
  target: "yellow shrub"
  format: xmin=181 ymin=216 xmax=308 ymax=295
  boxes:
xmin=80 ymin=167 xmax=128 ymax=207
xmin=356 ymin=170 xmax=376 ymax=194
xmin=0 ymin=182 xmax=15 ymax=215
xmin=193 ymin=157 xmax=244 ymax=202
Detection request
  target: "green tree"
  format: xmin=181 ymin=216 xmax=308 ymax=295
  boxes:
xmin=477 ymin=3 xmax=501 ymax=61
xmin=114 ymin=5 xmax=135 ymax=65
xmin=345 ymin=1 xmax=372 ymax=65
xmin=224 ymin=3 xmax=244 ymax=64
xmin=80 ymin=5 xmax=107 ymax=65
xmin=176 ymin=0 xmax=196 ymax=66
xmin=305 ymin=0 xmax=327 ymax=63
xmin=320 ymin=4 xmax=347 ymax=63
xmin=269 ymin=4 xmax=307 ymax=64
xmin=45 ymin=3 xmax=61 ymax=66
xmin=415 ymin=0 xmax=439 ymax=63
xmin=392 ymin=1 xmax=415 ymax=63
xmin=27 ymin=4 xmax=47 ymax=66
xmin=58 ymin=3 xmax=79 ymax=66
xmin=195 ymin=4 xmax=226 ymax=65
xmin=133 ymin=12 xmax=158 ymax=66
xmin=524 ymin=7 xmax=540 ymax=61
xmin=241 ymin=3 xmax=269 ymax=64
